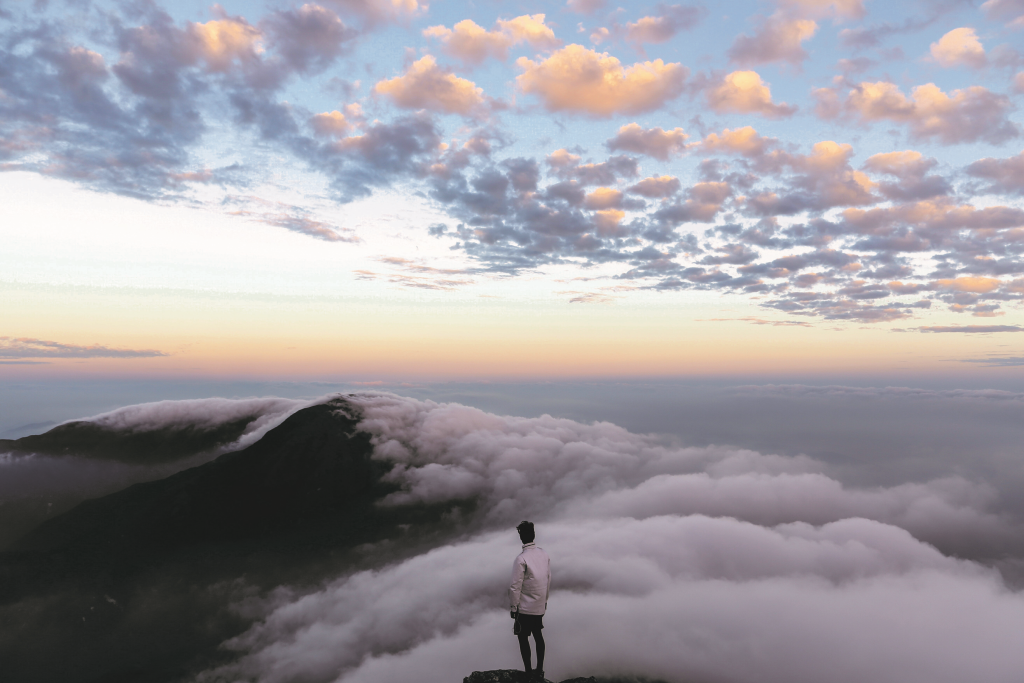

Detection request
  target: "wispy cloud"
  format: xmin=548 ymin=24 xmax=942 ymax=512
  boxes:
xmin=0 ymin=337 xmax=168 ymax=359
xmin=701 ymin=317 xmax=813 ymax=327
xmin=919 ymin=325 xmax=1024 ymax=333
xmin=958 ymin=356 xmax=1024 ymax=366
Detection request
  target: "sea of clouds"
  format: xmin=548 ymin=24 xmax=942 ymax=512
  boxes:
xmin=193 ymin=392 xmax=1024 ymax=683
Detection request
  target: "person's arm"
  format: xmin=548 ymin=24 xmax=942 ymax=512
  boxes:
xmin=509 ymin=555 xmax=526 ymax=613
xmin=545 ymin=556 xmax=551 ymax=611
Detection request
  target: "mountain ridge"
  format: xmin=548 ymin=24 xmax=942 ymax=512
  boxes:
xmin=0 ymin=396 xmax=477 ymax=683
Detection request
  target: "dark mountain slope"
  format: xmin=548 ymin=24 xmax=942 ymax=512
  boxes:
xmin=0 ymin=397 xmax=474 ymax=683
xmin=0 ymin=401 xmax=294 ymax=550
xmin=0 ymin=415 xmax=258 ymax=464
xmin=14 ymin=399 xmax=394 ymax=555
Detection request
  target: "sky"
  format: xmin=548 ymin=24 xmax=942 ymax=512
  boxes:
xmin=2 ymin=0 xmax=1024 ymax=387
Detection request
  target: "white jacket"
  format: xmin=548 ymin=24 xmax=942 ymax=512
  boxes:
xmin=509 ymin=542 xmax=551 ymax=616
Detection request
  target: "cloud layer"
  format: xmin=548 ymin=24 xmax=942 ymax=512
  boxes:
xmin=189 ymin=393 xmax=1024 ymax=683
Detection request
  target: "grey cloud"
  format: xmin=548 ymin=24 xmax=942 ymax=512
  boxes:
xmin=838 ymin=15 xmax=939 ymax=50
xmin=0 ymin=2 xmax=374 ymax=210
xmin=0 ymin=337 xmax=167 ymax=359
xmin=981 ymin=0 xmax=1024 ymax=22
xmin=967 ymin=151 xmax=1024 ymax=196
xmin=728 ymin=13 xmax=816 ymax=66
xmin=626 ymin=4 xmax=707 ymax=46
xmin=263 ymin=4 xmax=358 ymax=75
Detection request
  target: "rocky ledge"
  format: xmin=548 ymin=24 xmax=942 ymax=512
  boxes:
xmin=464 ymin=670 xmax=658 ymax=683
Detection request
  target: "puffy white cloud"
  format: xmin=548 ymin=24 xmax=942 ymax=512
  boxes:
xmin=373 ymin=56 xmax=487 ymax=115
xmin=864 ymin=150 xmax=932 ymax=178
xmin=423 ymin=15 xmax=559 ymax=65
xmin=516 ymin=45 xmax=688 ymax=117
xmin=930 ymin=27 xmax=986 ymax=68
xmin=188 ymin=15 xmax=264 ymax=71
xmin=705 ymin=70 xmax=797 ymax=119
xmin=701 ymin=125 xmax=775 ymax=156
xmin=835 ymin=81 xmax=1019 ymax=145
xmin=498 ymin=14 xmax=560 ymax=49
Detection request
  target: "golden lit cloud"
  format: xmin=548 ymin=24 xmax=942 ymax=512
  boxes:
xmin=189 ymin=17 xmax=262 ymax=70
xmin=930 ymin=27 xmax=986 ymax=68
xmin=706 ymin=71 xmax=796 ymax=118
xmin=310 ymin=110 xmax=350 ymax=136
xmin=373 ymin=56 xmax=486 ymax=115
xmin=628 ymin=176 xmax=681 ymax=198
xmin=934 ymin=277 xmax=1002 ymax=294
xmin=701 ymin=126 xmax=773 ymax=156
xmin=584 ymin=187 xmax=624 ymax=209
xmin=831 ymin=81 xmax=1020 ymax=144
xmin=516 ymin=44 xmax=688 ymax=117
xmin=423 ymin=14 xmax=558 ymax=65
xmin=594 ymin=209 xmax=626 ymax=235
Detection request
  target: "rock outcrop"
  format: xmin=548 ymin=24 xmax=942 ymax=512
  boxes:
xmin=464 ymin=671 xmax=553 ymax=683
xmin=464 ymin=672 xmax=665 ymax=683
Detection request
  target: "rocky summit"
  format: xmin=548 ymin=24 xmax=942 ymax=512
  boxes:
xmin=463 ymin=671 xmax=657 ymax=683
xmin=464 ymin=672 xmax=554 ymax=683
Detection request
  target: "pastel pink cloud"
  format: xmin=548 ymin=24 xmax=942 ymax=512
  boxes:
xmin=516 ymin=44 xmax=688 ymax=117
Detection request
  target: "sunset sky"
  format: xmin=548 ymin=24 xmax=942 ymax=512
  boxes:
xmin=3 ymin=0 xmax=1024 ymax=383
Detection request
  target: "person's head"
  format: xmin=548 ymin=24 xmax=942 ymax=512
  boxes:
xmin=516 ymin=520 xmax=535 ymax=544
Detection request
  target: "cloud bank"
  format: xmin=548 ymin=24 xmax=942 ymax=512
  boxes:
xmin=191 ymin=393 xmax=1024 ymax=683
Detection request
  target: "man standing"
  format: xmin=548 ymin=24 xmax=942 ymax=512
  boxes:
xmin=509 ymin=520 xmax=550 ymax=680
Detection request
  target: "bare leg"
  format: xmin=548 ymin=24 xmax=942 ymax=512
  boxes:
xmin=534 ymin=630 xmax=545 ymax=673
xmin=517 ymin=632 xmax=532 ymax=672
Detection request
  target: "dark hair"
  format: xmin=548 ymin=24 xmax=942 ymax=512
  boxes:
xmin=516 ymin=520 xmax=535 ymax=543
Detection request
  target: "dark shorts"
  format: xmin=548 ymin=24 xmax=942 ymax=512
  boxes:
xmin=517 ymin=613 xmax=544 ymax=637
